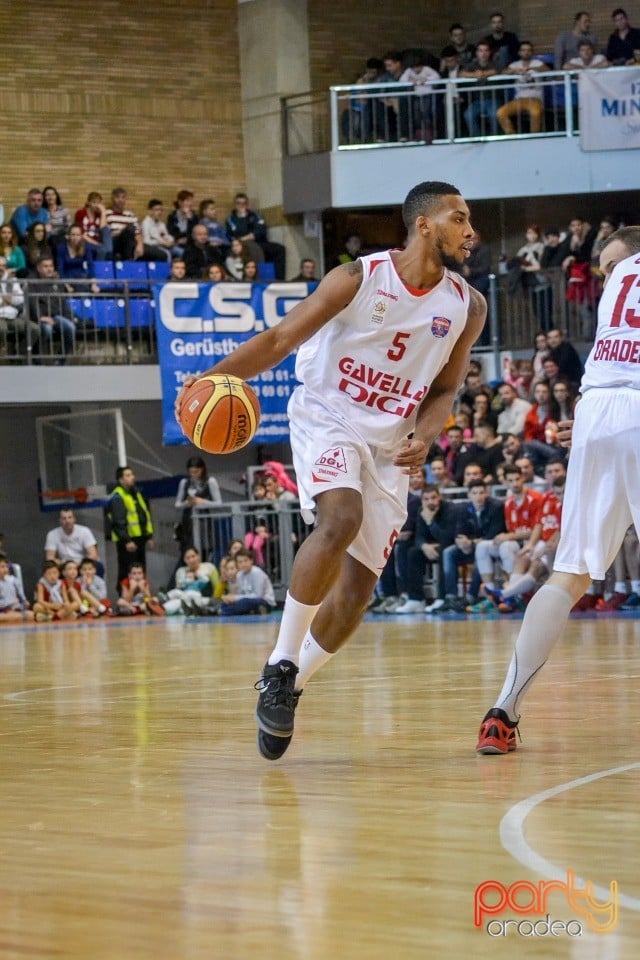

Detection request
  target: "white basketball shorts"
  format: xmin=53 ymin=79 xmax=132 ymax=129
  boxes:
xmin=288 ymin=388 xmax=409 ymax=575
xmin=554 ymin=386 xmax=640 ymax=580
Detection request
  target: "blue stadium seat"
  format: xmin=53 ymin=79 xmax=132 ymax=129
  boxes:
xmin=115 ymin=260 xmax=149 ymax=291
xmin=93 ymin=261 xmax=116 ymax=290
xmin=257 ymin=261 xmax=276 ymax=281
xmin=68 ymin=297 xmax=94 ymax=324
xmin=92 ymin=298 xmax=126 ymax=328
xmin=146 ymin=261 xmax=170 ymax=283
xmin=128 ymin=299 xmax=153 ymax=328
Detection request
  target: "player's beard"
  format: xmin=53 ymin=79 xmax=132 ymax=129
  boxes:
xmin=435 ymin=234 xmax=465 ymax=271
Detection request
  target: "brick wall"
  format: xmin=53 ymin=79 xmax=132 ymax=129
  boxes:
xmin=0 ymin=0 xmax=245 ymax=221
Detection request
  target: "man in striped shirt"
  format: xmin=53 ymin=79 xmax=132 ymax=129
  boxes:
xmin=105 ymin=187 xmax=143 ymax=261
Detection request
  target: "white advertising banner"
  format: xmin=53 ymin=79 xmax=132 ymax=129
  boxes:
xmin=580 ymin=67 xmax=640 ymax=151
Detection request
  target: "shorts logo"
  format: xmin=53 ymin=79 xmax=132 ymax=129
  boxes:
xmin=431 ymin=316 xmax=451 ymax=338
xmin=371 ymin=299 xmax=387 ymax=324
xmin=314 ymin=446 xmax=348 ymax=473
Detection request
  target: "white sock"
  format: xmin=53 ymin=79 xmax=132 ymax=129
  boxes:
xmin=268 ymin=592 xmax=321 ymax=666
xmin=502 ymin=573 xmax=537 ymax=599
xmin=296 ymin=631 xmax=334 ymax=689
xmin=494 ymin=584 xmax=574 ymax=722
xmin=614 ymin=581 xmax=627 ymax=594
xmin=632 ymin=580 xmax=640 ymax=594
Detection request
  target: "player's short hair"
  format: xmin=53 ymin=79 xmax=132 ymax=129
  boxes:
xmin=402 ymin=181 xmax=461 ymax=232
xmin=602 ymin=226 xmax=640 ymax=257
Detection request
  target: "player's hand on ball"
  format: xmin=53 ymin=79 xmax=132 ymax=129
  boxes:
xmin=393 ymin=438 xmax=428 ymax=473
xmin=175 ymin=375 xmax=199 ymax=423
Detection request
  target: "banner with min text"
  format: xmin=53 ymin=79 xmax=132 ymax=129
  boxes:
xmin=154 ymin=281 xmax=317 ymax=445
xmin=580 ymin=67 xmax=640 ymax=151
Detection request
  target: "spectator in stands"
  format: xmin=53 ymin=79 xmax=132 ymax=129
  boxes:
xmin=42 ymin=186 xmax=72 ymax=243
xmin=486 ymin=463 xmax=566 ymax=612
xmin=395 ymin=484 xmax=460 ymax=613
xmin=461 ymin=230 xmax=491 ymax=297
xmin=141 ymin=200 xmax=175 ymax=262
xmin=45 ymin=508 xmax=101 ymax=573
xmin=459 ymin=421 xmax=504 ymax=483
xmin=455 ymin=409 xmax=473 ymax=440
xmin=289 ymin=258 xmax=318 ymax=282
xmin=549 ymin=377 xmax=576 ymax=422
xmin=225 ymin=237 xmax=250 ymax=281
xmin=206 ymin=263 xmax=229 ymax=282
xmin=563 ymin=39 xmax=610 ymax=69
xmin=166 ymin=190 xmax=197 ymax=252
xmin=342 ymin=57 xmax=385 ymax=144
xmin=263 ymin=472 xmax=297 ymax=503
xmin=197 ymin=199 xmax=230 ymax=260
xmin=105 ymin=188 xmax=143 ymax=261
xmin=376 ymin=51 xmax=407 ymax=142
xmin=10 ymin=188 xmax=49 ymax=243
xmin=0 ymin=224 xmax=27 ymax=277
xmin=515 ymin=455 xmax=547 ymax=491
xmin=497 ymin=42 xmax=548 ymax=135
xmin=541 ymin=227 xmax=567 ymax=269
xmin=164 ymin=546 xmax=220 ymax=616
xmin=483 ymin=12 xmax=520 ymax=69
xmin=225 ymin=192 xmax=285 ymax=280
xmin=335 ymin=234 xmax=362 ymax=268
xmin=458 ymin=367 xmax=488 ymax=412
xmin=590 ymin=216 xmax=618 ymax=276
xmin=59 ymin=560 xmax=84 ymax=617
xmin=532 ymin=331 xmax=549 ymax=382
xmin=471 ymin=463 xmax=543 ymax=611
xmin=524 ymin=380 xmax=553 ymax=442
xmin=497 ymin=382 xmax=532 ymax=437
xmin=607 ymin=7 xmax=640 ymax=64
xmin=427 ymin=455 xmax=457 ymax=491
xmin=23 ymin=222 xmax=54 ymax=273
xmin=74 ymin=192 xmax=113 ymax=260
xmin=29 ymin=256 xmax=76 ymax=362
xmin=169 ymin=258 xmax=188 ymax=281
xmin=441 ymin=479 xmax=506 ymax=612
xmin=243 ymin=259 xmax=259 ymax=282
xmin=446 ymin=23 xmax=475 ymax=67
xmin=184 ymin=223 xmax=223 ymax=279
xmin=56 ymin=224 xmax=96 ymax=284
xmin=174 ymin=455 xmax=222 ymax=556
xmin=460 ymin=41 xmax=500 ymax=137
xmin=554 ymin=11 xmax=600 ymax=69
xmin=438 ymin=45 xmax=465 ymax=137
xmin=108 ymin=466 xmax=154 ymax=589
xmin=546 ymin=327 xmax=584 ymax=386
xmin=78 ymin=558 xmax=110 ymax=617
xmin=472 ymin=391 xmax=498 ymax=431
xmin=0 ymin=553 xmax=32 ymax=621
xmin=541 ymin=353 xmax=561 ymax=389
xmin=461 ymin=462 xmax=485 ymax=488
xmin=0 ymin=256 xmax=36 ymax=351
xmin=443 ymin=424 xmax=468 ymax=480
xmin=562 ymin=216 xmax=598 ymax=274
xmin=33 ymin=560 xmax=73 ymax=621
xmin=400 ymin=52 xmax=440 ymax=142
xmin=218 ymin=548 xmax=276 ymax=616
xmin=244 ymin=517 xmax=272 ymax=569
xmin=503 ymin=358 xmax=535 ymax=401
xmin=116 ymin=561 xmax=164 ymax=616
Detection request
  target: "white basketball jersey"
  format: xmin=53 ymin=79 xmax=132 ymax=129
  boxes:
xmin=582 ymin=250 xmax=640 ymax=392
xmin=293 ymin=251 xmax=470 ymax=451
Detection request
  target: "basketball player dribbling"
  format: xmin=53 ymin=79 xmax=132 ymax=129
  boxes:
xmin=477 ymin=226 xmax=640 ymax=755
xmin=176 ymin=181 xmax=486 ymax=760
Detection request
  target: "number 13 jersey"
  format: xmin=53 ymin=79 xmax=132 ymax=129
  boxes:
xmin=293 ymin=251 xmax=470 ymax=453
xmin=582 ymin=250 xmax=640 ymax=392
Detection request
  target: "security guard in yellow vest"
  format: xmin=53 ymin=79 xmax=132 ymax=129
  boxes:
xmin=108 ymin=465 xmax=154 ymax=590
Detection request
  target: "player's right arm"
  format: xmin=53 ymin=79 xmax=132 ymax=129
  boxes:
xmin=175 ymin=261 xmax=363 ymax=419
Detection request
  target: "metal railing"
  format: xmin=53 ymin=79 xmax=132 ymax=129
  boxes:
xmin=191 ymin=499 xmax=310 ymax=601
xmin=285 ymin=69 xmax=583 ymax=155
xmin=0 ymin=278 xmax=158 ymax=364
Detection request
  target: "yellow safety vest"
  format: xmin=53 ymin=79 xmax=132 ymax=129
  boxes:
xmin=109 ymin=485 xmax=153 ymax=542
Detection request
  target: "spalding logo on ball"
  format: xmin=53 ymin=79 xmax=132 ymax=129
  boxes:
xmin=179 ymin=374 xmax=261 ymax=454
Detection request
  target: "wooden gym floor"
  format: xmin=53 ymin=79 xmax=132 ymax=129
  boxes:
xmin=1 ymin=610 xmax=639 ymax=959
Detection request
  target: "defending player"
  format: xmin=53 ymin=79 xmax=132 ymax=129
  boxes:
xmin=176 ymin=181 xmax=485 ymax=760
xmin=477 ymin=226 xmax=640 ymax=754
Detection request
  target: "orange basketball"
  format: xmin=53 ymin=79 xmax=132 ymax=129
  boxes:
xmin=179 ymin=374 xmax=260 ymax=454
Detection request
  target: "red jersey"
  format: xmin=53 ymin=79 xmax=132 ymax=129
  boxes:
xmin=503 ymin=489 xmax=543 ymax=534
xmin=75 ymin=207 xmax=101 ymax=242
xmin=539 ymin=490 xmax=563 ymax=541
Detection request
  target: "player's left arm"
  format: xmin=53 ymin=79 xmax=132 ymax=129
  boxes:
xmin=394 ymin=287 xmax=487 ymax=469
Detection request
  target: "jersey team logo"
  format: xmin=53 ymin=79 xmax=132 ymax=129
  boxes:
xmin=431 ymin=316 xmax=451 ymax=338
xmin=371 ymin=299 xmax=387 ymax=324
xmin=312 ymin=446 xmax=348 ymax=483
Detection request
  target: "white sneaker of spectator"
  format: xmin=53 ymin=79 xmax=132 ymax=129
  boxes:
xmin=394 ymin=598 xmax=426 ymax=614
xmin=425 ymin=598 xmax=446 ymax=614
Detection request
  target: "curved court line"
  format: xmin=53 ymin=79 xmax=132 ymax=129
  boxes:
xmin=500 ymin=761 xmax=640 ymax=911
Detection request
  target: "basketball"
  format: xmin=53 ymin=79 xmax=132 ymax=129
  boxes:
xmin=179 ymin=374 xmax=260 ymax=454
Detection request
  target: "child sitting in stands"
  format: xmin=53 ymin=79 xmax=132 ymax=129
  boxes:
xmin=79 ymin=558 xmax=111 ymax=617
xmin=117 ymin=562 xmax=165 ymax=616
xmin=60 ymin=560 xmax=84 ymax=617
xmin=33 ymin=560 xmax=75 ymax=621
xmin=0 ymin=553 xmax=33 ymax=621
xmin=218 ymin=548 xmax=276 ymax=616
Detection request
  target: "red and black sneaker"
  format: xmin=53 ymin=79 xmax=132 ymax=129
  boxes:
xmin=476 ymin=707 xmax=519 ymax=755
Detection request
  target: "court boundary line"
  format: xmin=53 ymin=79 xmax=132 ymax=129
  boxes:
xmin=500 ymin=761 xmax=640 ymax=910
